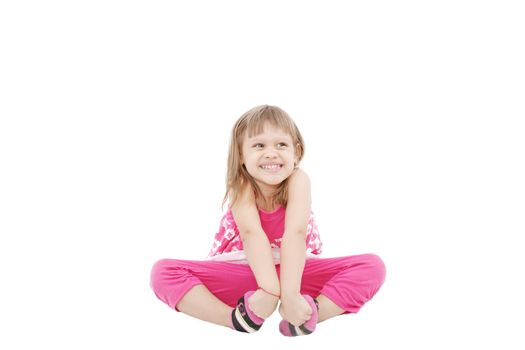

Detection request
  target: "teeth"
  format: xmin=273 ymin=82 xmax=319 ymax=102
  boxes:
xmin=261 ymin=164 xmax=281 ymax=169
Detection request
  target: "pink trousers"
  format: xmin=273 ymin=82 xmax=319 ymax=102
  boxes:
xmin=150 ymin=253 xmax=385 ymax=314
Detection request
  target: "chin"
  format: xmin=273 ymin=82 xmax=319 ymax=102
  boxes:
xmin=255 ymin=178 xmax=281 ymax=188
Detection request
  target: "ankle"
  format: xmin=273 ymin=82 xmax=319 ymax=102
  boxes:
xmin=226 ymin=307 xmax=236 ymax=329
xmin=231 ymin=291 xmax=265 ymax=333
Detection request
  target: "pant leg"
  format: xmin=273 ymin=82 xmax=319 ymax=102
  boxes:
xmin=296 ymin=253 xmax=386 ymax=314
xmin=150 ymin=259 xmax=259 ymax=312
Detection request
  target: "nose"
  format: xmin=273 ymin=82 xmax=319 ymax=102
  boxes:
xmin=264 ymin=150 xmax=278 ymax=158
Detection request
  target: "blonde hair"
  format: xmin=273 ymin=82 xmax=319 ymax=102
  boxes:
xmin=221 ymin=105 xmax=305 ymax=211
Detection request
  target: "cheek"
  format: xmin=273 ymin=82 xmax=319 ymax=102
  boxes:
xmin=246 ymin=156 xmax=259 ymax=167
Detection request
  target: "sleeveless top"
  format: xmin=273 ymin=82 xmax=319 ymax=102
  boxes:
xmin=207 ymin=204 xmax=323 ymax=264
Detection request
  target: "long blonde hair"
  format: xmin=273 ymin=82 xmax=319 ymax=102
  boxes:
xmin=221 ymin=105 xmax=305 ymax=211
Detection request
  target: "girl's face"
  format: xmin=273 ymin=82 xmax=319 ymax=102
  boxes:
xmin=241 ymin=122 xmax=298 ymax=191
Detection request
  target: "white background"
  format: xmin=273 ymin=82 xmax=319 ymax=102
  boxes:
xmin=1 ymin=1 xmax=524 ymax=349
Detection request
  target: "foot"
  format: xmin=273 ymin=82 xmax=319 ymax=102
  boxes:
xmin=279 ymin=295 xmax=319 ymax=336
xmin=231 ymin=290 xmax=271 ymax=333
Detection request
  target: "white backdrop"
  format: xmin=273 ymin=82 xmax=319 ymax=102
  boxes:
xmin=1 ymin=1 xmax=524 ymax=349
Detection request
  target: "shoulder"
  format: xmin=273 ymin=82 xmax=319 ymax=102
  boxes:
xmin=284 ymin=168 xmax=312 ymax=234
xmin=230 ymin=182 xmax=260 ymax=237
xmin=288 ymin=167 xmax=311 ymax=188
xmin=230 ymin=180 xmax=256 ymax=208
xmin=287 ymin=167 xmax=312 ymax=205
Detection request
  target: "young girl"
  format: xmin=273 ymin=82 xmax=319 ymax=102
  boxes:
xmin=150 ymin=105 xmax=386 ymax=336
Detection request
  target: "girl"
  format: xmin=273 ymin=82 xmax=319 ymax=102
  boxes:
xmin=150 ymin=105 xmax=386 ymax=336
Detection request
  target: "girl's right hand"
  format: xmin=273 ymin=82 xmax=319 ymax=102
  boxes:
xmin=247 ymin=289 xmax=279 ymax=319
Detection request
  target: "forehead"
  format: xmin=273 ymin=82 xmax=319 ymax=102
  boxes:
xmin=245 ymin=122 xmax=292 ymax=141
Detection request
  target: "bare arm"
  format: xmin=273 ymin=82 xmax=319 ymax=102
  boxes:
xmin=242 ymin=229 xmax=281 ymax=295
xmin=277 ymin=169 xmax=315 ymax=326
xmin=231 ymin=186 xmax=280 ymax=295
xmin=280 ymin=168 xmax=312 ymax=297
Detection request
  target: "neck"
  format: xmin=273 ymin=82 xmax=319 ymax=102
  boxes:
xmin=256 ymin=188 xmax=277 ymax=211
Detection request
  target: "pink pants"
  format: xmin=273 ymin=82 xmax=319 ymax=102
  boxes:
xmin=150 ymin=253 xmax=386 ymax=314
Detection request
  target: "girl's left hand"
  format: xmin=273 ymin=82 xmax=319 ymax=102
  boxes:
xmin=278 ymin=292 xmax=312 ymax=326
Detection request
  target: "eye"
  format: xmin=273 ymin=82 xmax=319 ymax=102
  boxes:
xmin=253 ymin=143 xmax=287 ymax=149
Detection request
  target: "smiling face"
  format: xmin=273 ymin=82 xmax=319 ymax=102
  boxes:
xmin=241 ymin=122 xmax=298 ymax=194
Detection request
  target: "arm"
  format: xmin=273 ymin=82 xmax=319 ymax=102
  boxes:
xmin=230 ymin=186 xmax=280 ymax=296
xmin=279 ymin=169 xmax=314 ymax=326
xmin=242 ymin=230 xmax=281 ymax=295
xmin=280 ymin=168 xmax=311 ymax=296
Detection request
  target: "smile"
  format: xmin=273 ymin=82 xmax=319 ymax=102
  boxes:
xmin=260 ymin=164 xmax=283 ymax=173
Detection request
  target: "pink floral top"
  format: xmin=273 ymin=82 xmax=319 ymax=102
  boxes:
xmin=207 ymin=204 xmax=323 ymax=264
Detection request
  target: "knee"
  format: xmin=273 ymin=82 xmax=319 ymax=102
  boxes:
xmin=150 ymin=259 xmax=176 ymax=295
xmin=362 ymin=253 xmax=386 ymax=286
xmin=150 ymin=258 xmax=194 ymax=292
